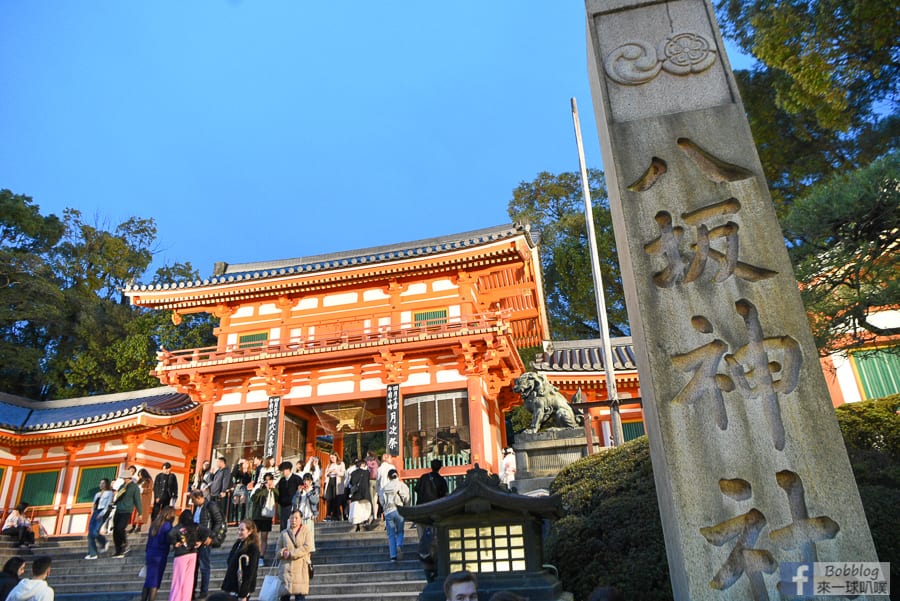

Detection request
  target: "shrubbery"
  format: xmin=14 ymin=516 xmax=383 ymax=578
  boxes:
xmin=547 ymin=395 xmax=900 ymax=600
xmin=547 ymin=437 xmax=669 ymax=601
xmin=835 ymin=394 xmax=900 ymax=586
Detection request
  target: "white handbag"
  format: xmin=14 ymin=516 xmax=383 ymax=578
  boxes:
xmin=258 ymin=559 xmax=284 ymax=601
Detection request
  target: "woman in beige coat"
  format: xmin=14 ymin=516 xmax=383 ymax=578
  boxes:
xmin=278 ymin=510 xmax=312 ymax=600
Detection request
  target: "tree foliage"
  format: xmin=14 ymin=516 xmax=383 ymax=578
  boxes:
xmin=0 ymin=190 xmax=66 ymax=397
xmin=0 ymin=190 xmax=217 ymax=399
xmin=548 ymin=397 xmax=900 ymax=599
xmin=781 ymin=151 xmax=900 ymax=355
xmin=508 ymin=170 xmax=627 ymax=340
xmin=715 ymin=0 xmax=899 ymax=208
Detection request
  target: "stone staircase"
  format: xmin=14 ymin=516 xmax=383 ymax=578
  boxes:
xmin=0 ymin=520 xmax=426 ymax=601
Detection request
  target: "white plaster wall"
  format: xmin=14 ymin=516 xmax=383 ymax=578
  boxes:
xmin=226 ymin=333 xmax=237 ymax=346
xmin=217 ymin=391 xmax=243 ymax=407
xmin=364 ymin=289 xmax=390 ymax=301
xmin=869 ymin=309 xmax=900 ymax=330
xmin=436 ymin=369 xmax=467 ymax=384
xmin=360 ymin=378 xmax=386 ymax=392
xmin=323 ymin=292 xmax=358 ymax=307
xmin=297 ymin=297 xmax=318 ymax=310
xmin=246 ymin=389 xmax=270 ymax=404
xmin=318 ymin=381 xmax=355 ymax=396
xmin=171 ymin=428 xmax=189 ymax=443
xmin=82 ymin=443 xmax=101 ymax=454
xmin=233 ymin=306 xmax=254 ymax=318
xmin=406 ymin=372 xmax=431 ymax=387
xmin=0 ymin=447 xmax=16 ymax=461
xmin=482 ymin=416 xmax=493 ymax=466
xmin=269 ymin=327 xmax=280 ymax=343
xmin=833 ymin=353 xmax=863 ymax=404
xmin=290 ymin=385 xmax=312 ymax=398
xmin=104 ymin=440 xmax=128 ymax=452
xmin=401 ymin=283 xmax=427 ymax=296
xmin=378 ymin=317 xmax=391 ymax=328
xmin=400 ymin=311 xmax=411 ymax=326
xmin=432 ymin=279 xmax=457 ymax=292
xmin=141 ymin=440 xmax=182 ymax=457
xmin=46 ymin=447 xmax=66 ymax=458
xmin=36 ymin=515 xmax=57 ymax=534
xmin=23 ymin=448 xmax=43 ymax=459
xmin=258 ymin=303 xmax=281 ymax=315
xmin=66 ymin=513 xmax=89 ymax=534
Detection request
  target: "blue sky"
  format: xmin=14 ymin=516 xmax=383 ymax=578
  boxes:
xmin=1 ymin=2 xmax=753 ymax=281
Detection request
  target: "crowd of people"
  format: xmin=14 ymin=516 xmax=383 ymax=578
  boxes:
xmin=1 ymin=447 xmax=534 ymax=601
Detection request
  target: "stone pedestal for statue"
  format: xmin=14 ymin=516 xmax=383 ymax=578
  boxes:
xmin=512 ymin=430 xmax=588 ymax=495
xmin=585 ymin=1 xmax=880 ymax=599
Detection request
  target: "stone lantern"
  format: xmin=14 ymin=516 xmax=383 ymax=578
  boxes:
xmin=399 ymin=464 xmax=569 ymax=601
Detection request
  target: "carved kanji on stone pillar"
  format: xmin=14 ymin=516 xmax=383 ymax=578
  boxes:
xmin=586 ymin=0 xmax=878 ymax=597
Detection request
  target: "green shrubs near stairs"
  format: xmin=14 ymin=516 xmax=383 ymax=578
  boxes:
xmin=547 ymin=437 xmax=669 ymax=601
xmin=546 ymin=395 xmax=900 ymax=600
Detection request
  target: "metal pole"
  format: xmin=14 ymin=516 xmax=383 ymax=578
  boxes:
xmin=570 ymin=97 xmax=625 ymax=447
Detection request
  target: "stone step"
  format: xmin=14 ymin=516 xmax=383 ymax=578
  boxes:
xmin=3 ymin=519 xmax=426 ymax=601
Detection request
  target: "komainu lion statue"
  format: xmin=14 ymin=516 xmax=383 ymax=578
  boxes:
xmin=513 ymin=372 xmax=584 ymax=433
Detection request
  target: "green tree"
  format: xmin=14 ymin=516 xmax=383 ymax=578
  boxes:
xmin=107 ymin=262 xmax=218 ymax=392
xmin=716 ymin=0 xmax=898 ymax=131
xmin=0 ymin=190 xmax=65 ymax=398
xmin=0 ymin=192 xmax=217 ymax=399
xmin=44 ymin=210 xmax=158 ymax=398
xmin=715 ymin=0 xmax=899 ymax=206
xmin=781 ymin=151 xmax=900 ymax=355
xmin=508 ymin=170 xmax=627 ymax=340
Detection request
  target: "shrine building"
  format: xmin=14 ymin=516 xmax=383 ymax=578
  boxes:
xmin=129 ymin=223 xmax=550 ymax=476
xmin=0 ymin=223 xmax=646 ymax=535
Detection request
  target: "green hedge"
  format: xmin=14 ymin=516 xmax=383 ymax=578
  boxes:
xmin=547 ymin=395 xmax=900 ymax=600
xmin=547 ymin=437 xmax=669 ymax=601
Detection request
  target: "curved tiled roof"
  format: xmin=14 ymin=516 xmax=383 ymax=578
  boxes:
xmin=0 ymin=387 xmax=196 ymax=433
xmin=532 ymin=337 xmax=637 ymax=372
xmin=126 ymin=223 xmax=534 ymax=293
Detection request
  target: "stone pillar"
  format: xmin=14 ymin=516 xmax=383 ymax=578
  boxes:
xmin=585 ymin=1 xmax=878 ymax=599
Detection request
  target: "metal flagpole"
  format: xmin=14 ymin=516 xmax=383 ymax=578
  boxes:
xmin=570 ymin=97 xmax=625 ymax=447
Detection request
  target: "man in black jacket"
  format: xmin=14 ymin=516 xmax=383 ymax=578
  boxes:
xmin=416 ymin=459 xmax=449 ymax=581
xmin=190 ymin=489 xmax=224 ymax=598
xmin=276 ymin=461 xmax=301 ymax=531
xmin=151 ymin=462 xmax=178 ymax=521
